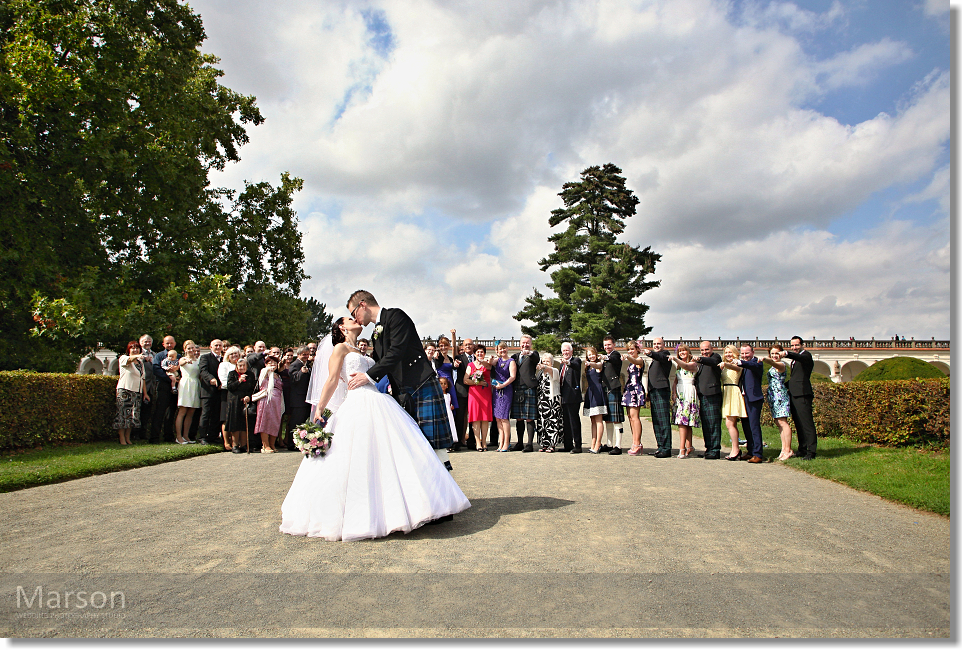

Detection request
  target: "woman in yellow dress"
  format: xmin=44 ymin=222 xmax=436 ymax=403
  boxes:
xmin=719 ymin=344 xmax=747 ymax=460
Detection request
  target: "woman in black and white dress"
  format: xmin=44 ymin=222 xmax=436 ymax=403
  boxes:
xmin=536 ymin=353 xmax=563 ymax=452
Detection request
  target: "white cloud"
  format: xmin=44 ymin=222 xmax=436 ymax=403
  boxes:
xmin=190 ymin=0 xmax=949 ymax=340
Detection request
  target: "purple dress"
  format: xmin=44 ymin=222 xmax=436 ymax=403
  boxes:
xmin=622 ymin=363 xmax=646 ymax=407
xmin=490 ymin=357 xmax=515 ymax=420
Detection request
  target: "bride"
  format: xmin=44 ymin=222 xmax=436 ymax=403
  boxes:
xmin=279 ymin=316 xmax=470 ymax=541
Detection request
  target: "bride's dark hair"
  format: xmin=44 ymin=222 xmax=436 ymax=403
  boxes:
xmin=331 ymin=317 xmax=346 ymax=345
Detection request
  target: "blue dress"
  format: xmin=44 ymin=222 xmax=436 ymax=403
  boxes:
xmin=490 ymin=358 xmax=514 ymax=420
xmin=583 ymin=367 xmax=607 ymax=416
xmin=766 ymin=366 xmax=791 ymax=419
xmin=435 ymin=356 xmax=458 ymax=410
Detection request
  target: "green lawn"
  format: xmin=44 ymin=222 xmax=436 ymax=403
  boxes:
xmin=693 ymin=424 xmax=949 ymax=516
xmin=0 ymin=440 xmax=224 ymax=492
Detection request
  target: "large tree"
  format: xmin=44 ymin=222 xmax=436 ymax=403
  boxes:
xmin=514 ymin=163 xmax=661 ymax=349
xmin=0 ymin=0 xmax=319 ymax=368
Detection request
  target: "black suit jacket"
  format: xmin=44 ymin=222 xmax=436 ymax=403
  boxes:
xmin=601 ymin=350 xmax=622 ymax=391
xmin=646 ymin=350 xmax=672 ymax=390
xmin=369 ymin=308 xmax=436 ymax=393
xmin=198 ymin=352 xmax=221 ymax=395
xmin=287 ymin=359 xmax=311 ymax=407
xmin=694 ymin=352 xmax=722 ymax=397
xmin=559 ymin=357 xmax=582 ymax=404
xmin=512 ymin=351 xmax=540 ymax=389
xmin=784 ymin=349 xmax=815 ymax=397
xmin=453 ymin=353 xmax=472 ymax=400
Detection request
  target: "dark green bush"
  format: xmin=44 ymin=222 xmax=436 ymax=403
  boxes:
xmin=853 ymin=356 xmax=945 ymax=382
xmin=0 ymin=371 xmax=118 ymax=450
xmin=761 ymin=377 xmax=949 ymax=448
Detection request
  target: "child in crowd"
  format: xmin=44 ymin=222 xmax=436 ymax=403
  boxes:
xmin=161 ymin=350 xmax=180 ymax=393
xmin=439 ymin=377 xmax=457 ymax=446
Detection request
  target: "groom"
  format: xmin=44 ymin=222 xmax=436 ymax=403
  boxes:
xmin=345 ymin=290 xmax=455 ymax=473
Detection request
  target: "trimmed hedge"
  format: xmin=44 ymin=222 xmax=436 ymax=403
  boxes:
xmin=853 ymin=356 xmax=945 ymax=382
xmin=761 ymin=378 xmax=949 ymax=448
xmin=0 ymin=371 xmax=118 ymax=451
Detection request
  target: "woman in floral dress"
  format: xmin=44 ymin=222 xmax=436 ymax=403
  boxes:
xmin=536 ymin=353 xmax=563 ymax=452
xmin=764 ymin=344 xmax=794 ymax=460
xmin=621 ymin=340 xmax=647 ymax=456
xmin=670 ymin=344 xmax=700 ymax=458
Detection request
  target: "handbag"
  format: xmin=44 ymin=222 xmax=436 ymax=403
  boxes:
xmin=251 ymin=389 xmax=268 ymax=402
xmin=245 ymin=401 xmax=258 ymax=417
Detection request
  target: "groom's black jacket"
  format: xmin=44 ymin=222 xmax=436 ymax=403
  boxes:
xmin=368 ymin=308 xmax=436 ymax=394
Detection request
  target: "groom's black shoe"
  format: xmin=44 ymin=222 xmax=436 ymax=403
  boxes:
xmin=511 ymin=442 xmax=524 ymax=451
xmin=443 ymin=461 xmax=453 ymax=471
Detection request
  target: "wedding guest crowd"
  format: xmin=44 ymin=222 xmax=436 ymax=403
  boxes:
xmin=421 ymin=332 xmax=818 ymax=461
xmin=115 ymin=327 xmax=818 ymax=462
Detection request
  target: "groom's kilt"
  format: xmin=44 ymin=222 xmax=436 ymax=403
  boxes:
xmin=399 ymin=376 xmax=453 ymax=449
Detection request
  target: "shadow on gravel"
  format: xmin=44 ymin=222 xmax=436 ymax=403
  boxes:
xmin=388 ymin=496 xmax=575 ymax=541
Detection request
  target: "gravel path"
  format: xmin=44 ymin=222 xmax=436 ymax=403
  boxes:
xmin=0 ymin=420 xmax=948 ymax=638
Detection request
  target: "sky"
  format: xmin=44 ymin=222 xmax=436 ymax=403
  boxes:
xmin=189 ymin=0 xmax=951 ymax=342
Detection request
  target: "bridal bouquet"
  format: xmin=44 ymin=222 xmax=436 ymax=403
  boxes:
xmin=293 ymin=410 xmax=333 ymax=458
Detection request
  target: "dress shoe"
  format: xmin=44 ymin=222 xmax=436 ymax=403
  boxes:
xmin=197 ymin=437 xmax=208 ymax=445
xmin=703 ymin=453 xmax=720 ymax=460
xmin=443 ymin=460 xmax=453 ymax=471
xmin=570 ymin=447 xmax=582 ymax=454
xmin=653 ymin=450 xmax=671 ymax=458
xmin=801 ymin=454 xmax=816 ymax=461
xmin=231 ymin=446 xmax=242 ymax=454
xmin=522 ymin=444 xmax=534 ymax=453
xmin=738 ymin=452 xmax=752 ymax=461
xmin=747 ymin=456 xmax=763 ymax=463
xmin=725 ymin=453 xmax=741 ymax=461
xmin=599 ymin=445 xmax=612 ymax=453
xmin=562 ymin=447 xmax=573 ymax=453
xmin=451 ymin=442 xmax=462 ymax=452
xmin=511 ymin=442 xmax=525 ymax=452
xmin=608 ymin=447 xmax=622 ymax=455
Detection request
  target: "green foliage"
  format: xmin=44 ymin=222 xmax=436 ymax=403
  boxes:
xmin=0 ymin=371 xmax=117 ymax=450
xmin=0 ymin=0 xmax=309 ymax=367
xmin=532 ymin=334 xmax=562 ymax=354
xmin=515 ymin=164 xmax=660 ymax=348
xmin=853 ymin=357 xmax=945 ymax=382
xmin=0 ymin=440 xmax=221 ymax=492
xmin=305 ymin=297 xmax=334 ymax=343
xmin=761 ymin=378 xmax=949 ymax=448
xmin=811 ymin=372 xmax=833 ymax=383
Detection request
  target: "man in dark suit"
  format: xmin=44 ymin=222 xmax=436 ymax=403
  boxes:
xmin=451 ymin=334 xmax=475 ymax=450
xmin=559 ymin=342 xmax=583 ymax=453
xmin=346 ymin=290 xmax=455 ymax=478
xmin=600 ymin=336 xmax=625 ymax=455
xmin=642 ymin=337 xmax=673 ymax=458
xmin=736 ymin=344 xmax=765 ymax=463
xmin=197 ymin=339 xmax=224 ymax=446
xmin=150 ymin=335 xmax=178 ymax=443
xmin=510 ymin=335 xmax=540 ymax=452
xmin=785 ymin=335 xmax=818 ymax=460
xmin=247 ymin=340 xmax=267 ymax=378
xmin=285 ymin=346 xmax=313 ymax=451
xmin=694 ymin=341 xmax=723 ymax=459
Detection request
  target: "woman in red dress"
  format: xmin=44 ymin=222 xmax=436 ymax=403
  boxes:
xmin=465 ymin=344 xmax=493 ymax=451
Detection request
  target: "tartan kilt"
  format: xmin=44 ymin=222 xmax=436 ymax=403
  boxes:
xmin=400 ymin=376 xmax=453 ymax=449
xmin=510 ymin=383 xmax=539 ymax=420
xmin=648 ymin=387 xmax=673 ymax=426
xmin=602 ymin=389 xmax=624 ymax=423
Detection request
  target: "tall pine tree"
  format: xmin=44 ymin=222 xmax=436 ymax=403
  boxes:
xmin=514 ymin=163 xmax=660 ymax=349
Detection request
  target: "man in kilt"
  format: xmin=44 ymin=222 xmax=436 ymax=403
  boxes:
xmin=510 ymin=335 xmax=540 ymax=452
xmin=600 ymin=335 xmax=625 ymax=455
xmin=642 ymin=337 xmax=673 ymax=458
xmin=345 ymin=290 xmax=456 ymax=478
xmin=694 ymin=340 xmax=723 ymax=459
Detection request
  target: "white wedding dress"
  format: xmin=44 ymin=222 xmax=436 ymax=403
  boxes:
xmin=279 ymin=351 xmax=470 ymax=541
